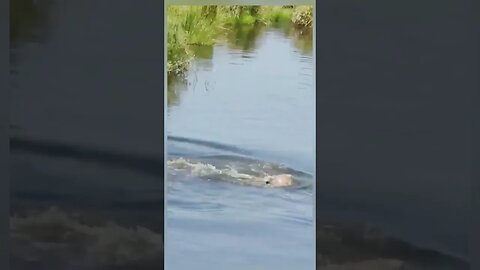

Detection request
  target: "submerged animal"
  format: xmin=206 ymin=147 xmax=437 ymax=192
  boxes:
xmin=167 ymin=157 xmax=295 ymax=188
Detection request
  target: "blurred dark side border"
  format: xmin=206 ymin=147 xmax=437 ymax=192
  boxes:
xmin=316 ymin=0 xmax=479 ymax=269
xmin=1 ymin=0 xmax=9 ymax=269
xmin=2 ymin=0 xmax=165 ymax=269
xmin=472 ymin=0 xmax=480 ymax=268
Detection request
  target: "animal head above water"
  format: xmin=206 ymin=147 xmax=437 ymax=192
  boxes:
xmin=167 ymin=157 xmax=298 ymax=188
xmin=264 ymin=174 xmax=294 ymax=187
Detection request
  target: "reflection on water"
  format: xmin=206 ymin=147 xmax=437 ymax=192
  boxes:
xmin=168 ymin=22 xmax=313 ymax=107
xmin=10 ymin=0 xmax=164 ymax=269
xmin=225 ymin=24 xmax=265 ymax=52
xmin=190 ymin=44 xmax=214 ymax=60
xmin=166 ymin=21 xmax=314 ymax=270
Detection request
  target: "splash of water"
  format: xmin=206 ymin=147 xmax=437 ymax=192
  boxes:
xmin=167 ymin=157 xmax=295 ymax=187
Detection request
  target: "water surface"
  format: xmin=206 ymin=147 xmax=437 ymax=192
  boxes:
xmin=166 ymin=24 xmax=315 ymax=270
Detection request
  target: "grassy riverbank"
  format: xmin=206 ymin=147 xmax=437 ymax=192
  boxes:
xmin=167 ymin=5 xmax=313 ymax=77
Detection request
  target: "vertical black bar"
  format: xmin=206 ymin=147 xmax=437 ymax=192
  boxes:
xmin=471 ymin=0 xmax=480 ymax=267
xmin=9 ymin=0 xmax=164 ymax=269
xmin=472 ymin=91 xmax=479 ymax=268
xmin=0 ymin=0 xmax=9 ymax=270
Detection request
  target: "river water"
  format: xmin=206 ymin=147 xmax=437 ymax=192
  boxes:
xmin=166 ymin=25 xmax=315 ymax=270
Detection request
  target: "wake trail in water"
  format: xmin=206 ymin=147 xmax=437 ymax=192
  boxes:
xmin=167 ymin=157 xmax=312 ymax=189
xmin=168 ymin=135 xmax=254 ymax=156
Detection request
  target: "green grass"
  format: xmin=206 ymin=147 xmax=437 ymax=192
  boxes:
xmin=292 ymin=6 xmax=313 ymax=28
xmin=261 ymin=6 xmax=294 ymax=25
xmin=167 ymin=5 xmax=313 ymax=78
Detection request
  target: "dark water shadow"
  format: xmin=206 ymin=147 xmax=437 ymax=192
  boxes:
xmin=167 ymin=75 xmax=188 ymax=107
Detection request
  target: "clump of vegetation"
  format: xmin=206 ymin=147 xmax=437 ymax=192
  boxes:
xmin=259 ymin=6 xmax=294 ymax=25
xmin=292 ymin=6 xmax=313 ymax=28
xmin=167 ymin=24 xmax=192 ymax=76
xmin=167 ymin=6 xmax=213 ymax=77
xmin=167 ymin=5 xmax=313 ymax=78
